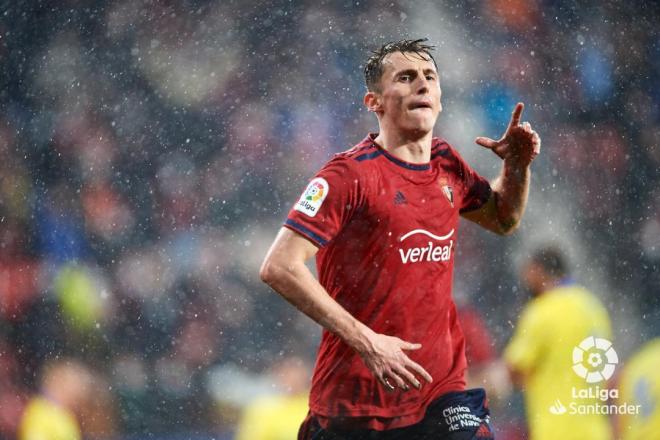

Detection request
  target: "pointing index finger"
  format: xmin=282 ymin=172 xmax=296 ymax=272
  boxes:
xmin=508 ymin=102 xmax=524 ymax=131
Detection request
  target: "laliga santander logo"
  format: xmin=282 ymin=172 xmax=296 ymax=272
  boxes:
xmin=305 ymin=181 xmax=325 ymax=202
xmin=548 ymin=337 xmax=640 ymax=416
xmin=572 ymin=336 xmax=618 ymax=383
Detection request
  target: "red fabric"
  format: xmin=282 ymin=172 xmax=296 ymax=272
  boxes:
xmin=457 ymin=307 xmax=496 ymax=368
xmin=285 ymin=134 xmax=491 ymax=430
xmin=0 ymin=260 xmax=39 ymax=320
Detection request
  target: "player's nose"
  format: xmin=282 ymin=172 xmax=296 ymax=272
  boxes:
xmin=415 ymin=74 xmax=430 ymax=94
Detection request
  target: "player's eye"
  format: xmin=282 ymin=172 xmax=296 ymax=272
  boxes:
xmin=426 ymin=75 xmax=436 ymax=81
xmin=399 ymin=75 xmax=412 ymax=82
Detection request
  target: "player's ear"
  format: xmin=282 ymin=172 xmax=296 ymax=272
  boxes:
xmin=364 ymin=91 xmax=382 ymax=113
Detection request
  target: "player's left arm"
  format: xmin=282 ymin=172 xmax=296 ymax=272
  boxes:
xmin=461 ymin=103 xmax=540 ymax=235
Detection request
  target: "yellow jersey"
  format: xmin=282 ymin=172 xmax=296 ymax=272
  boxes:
xmin=618 ymin=338 xmax=660 ymax=440
xmin=19 ymin=397 xmax=81 ymax=440
xmin=234 ymin=393 xmax=308 ymax=440
xmin=504 ymin=284 xmax=613 ymax=440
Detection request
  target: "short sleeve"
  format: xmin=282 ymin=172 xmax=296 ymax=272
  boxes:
xmin=284 ymin=157 xmax=362 ymax=248
xmin=504 ymin=301 xmax=547 ymax=374
xmin=450 ymin=148 xmax=492 ymax=214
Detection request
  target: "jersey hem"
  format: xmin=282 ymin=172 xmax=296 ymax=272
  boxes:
xmin=309 ymin=382 xmax=465 ymax=431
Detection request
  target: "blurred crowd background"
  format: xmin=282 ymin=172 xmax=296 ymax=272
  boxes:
xmin=0 ymin=0 xmax=657 ymax=439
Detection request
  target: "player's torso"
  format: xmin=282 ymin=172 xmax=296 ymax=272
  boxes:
xmin=317 ymin=147 xmax=463 ymax=330
xmin=307 ymin=138 xmax=481 ymax=419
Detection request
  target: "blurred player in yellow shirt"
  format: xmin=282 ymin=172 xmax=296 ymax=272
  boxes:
xmin=234 ymin=356 xmax=310 ymax=440
xmin=19 ymin=360 xmax=92 ymax=440
xmin=19 ymin=397 xmax=81 ymax=440
xmin=617 ymin=338 xmax=660 ymax=440
xmin=504 ymin=246 xmax=613 ymax=440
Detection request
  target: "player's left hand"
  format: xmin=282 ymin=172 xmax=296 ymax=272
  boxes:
xmin=474 ymin=102 xmax=541 ymax=168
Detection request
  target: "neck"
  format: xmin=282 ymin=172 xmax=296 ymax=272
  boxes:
xmin=373 ymin=127 xmax=433 ymax=164
xmin=42 ymin=390 xmax=67 ymax=409
xmin=533 ymin=276 xmax=563 ymax=297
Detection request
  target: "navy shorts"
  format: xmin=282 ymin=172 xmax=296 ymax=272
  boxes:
xmin=299 ymin=388 xmax=494 ymax=439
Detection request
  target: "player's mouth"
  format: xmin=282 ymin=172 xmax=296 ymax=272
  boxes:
xmin=408 ymin=101 xmax=433 ymax=111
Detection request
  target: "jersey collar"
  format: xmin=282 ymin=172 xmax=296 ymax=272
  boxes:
xmin=363 ymin=133 xmax=436 ymax=172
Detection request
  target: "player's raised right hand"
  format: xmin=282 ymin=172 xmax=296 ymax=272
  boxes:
xmin=357 ymin=331 xmax=433 ymax=392
xmin=475 ymin=102 xmax=541 ymax=168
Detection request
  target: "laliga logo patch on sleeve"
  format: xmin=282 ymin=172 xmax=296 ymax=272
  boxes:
xmin=294 ymin=177 xmax=329 ymax=217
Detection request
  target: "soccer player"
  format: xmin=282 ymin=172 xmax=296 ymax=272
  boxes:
xmin=504 ymin=247 xmax=613 ymax=440
xmin=234 ymin=357 xmax=310 ymax=440
xmin=260 ymin=39 xmax=540 ymax=438
xmin=617 ymin=338 xmax=660 ymax=440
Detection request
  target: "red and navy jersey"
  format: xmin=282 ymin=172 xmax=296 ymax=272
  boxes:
xmin=284 ymin=133 xmax=492 ymax=430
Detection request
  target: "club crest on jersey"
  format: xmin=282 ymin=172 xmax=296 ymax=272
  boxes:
xmin=294 ymin=177 xmax=329 ymax=217
xmin=439 ymin=177 xmax=454 ymax=207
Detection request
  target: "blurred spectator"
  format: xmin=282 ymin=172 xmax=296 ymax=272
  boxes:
xmin=484 ymin=0 xmax=539 ymax=32
xmin=53 ymin=264 xmax=114 ymax=333
xmin=34 ymin=182 xmax=89 ymax=265
xmin=0 ymin=219 xmax=41 ymax=321
xmin=18 ymin=359 xmax=94 ymax=440
xmin=79 ymin=373 xmax=118 ymax=440
xmin=0 ymin=338 xmax=28 ymax=438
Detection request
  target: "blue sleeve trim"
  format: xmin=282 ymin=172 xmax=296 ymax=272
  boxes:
xmin=284 ymin=219 xmax=329 ymax=247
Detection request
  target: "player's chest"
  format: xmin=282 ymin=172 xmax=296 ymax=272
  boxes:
xmin=355 ymin=172 xmax=459 ymax=265
xmin=364 ymin=171 xmax=459 ymax=236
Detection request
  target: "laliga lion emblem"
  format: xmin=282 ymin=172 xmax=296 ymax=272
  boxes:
xmin=572 ymin=336 xmax=618 ymax=383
